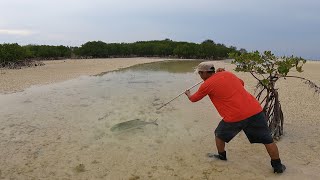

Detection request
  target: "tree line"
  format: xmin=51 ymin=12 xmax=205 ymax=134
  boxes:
xmin=0 ymin=39 xmax=245 ymax=68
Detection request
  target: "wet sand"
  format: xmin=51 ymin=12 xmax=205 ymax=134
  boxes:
xmin=0 ymin=59 xmax=319 ymax=179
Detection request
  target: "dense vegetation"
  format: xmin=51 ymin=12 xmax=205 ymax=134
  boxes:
xmin=0 ymin=43 xmax=72 ymax=68
xmin=0 ymin=39 xmax=242 ymax=68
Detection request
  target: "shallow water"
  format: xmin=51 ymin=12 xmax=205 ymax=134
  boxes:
xmin=0 ymin=60 xmax=220 ymax=179
xmin=0 ymin=60 xmax=201 ymax=127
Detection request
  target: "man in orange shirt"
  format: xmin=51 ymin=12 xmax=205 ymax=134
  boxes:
xmin=185 ymin=61 xmax=286 ymax=173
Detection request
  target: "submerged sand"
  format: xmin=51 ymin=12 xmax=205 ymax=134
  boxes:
xmin=0 ymin=59 xmax=319 ymax=179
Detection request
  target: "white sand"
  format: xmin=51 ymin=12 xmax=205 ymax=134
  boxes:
xmin=0 ymin=59 xmax=319 ymax=179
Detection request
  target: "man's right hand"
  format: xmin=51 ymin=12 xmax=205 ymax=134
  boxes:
xmin=185 ymin=90 xmax=191 ymax=98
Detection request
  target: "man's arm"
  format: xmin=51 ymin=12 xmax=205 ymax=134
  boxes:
xmin=185 ymin=85 xmax=208 ymax=102
xmin=223 ymin=68 xmax=244 ymax=86
xmin=185 ymin=67 xmax=224 ymax=102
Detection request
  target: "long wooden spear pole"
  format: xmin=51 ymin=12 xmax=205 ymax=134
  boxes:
xmin=156 ymin=81 xmax=203 ymax=110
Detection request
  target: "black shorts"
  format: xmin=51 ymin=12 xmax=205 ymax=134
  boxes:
xmin=214 ymin=112 xmax=273 ymax=144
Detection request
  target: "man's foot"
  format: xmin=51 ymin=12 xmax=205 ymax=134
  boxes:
xmin=207 ymin=151 xmax=227 ymax=161
xmin=271 ymin=159 xmax=286 ymax=173
xmin=273 ymin=164 xmax=286 ymax=173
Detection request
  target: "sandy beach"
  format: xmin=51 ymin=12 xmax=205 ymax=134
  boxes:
xmin=0 ymin=58 xmax=319 ymax=179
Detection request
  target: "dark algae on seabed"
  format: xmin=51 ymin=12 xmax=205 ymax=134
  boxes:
xmin=110 ymin=119 xmax=158 ymax=132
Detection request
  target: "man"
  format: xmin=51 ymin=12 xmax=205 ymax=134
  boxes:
xmin=185 ymin=61 xmax=286 ymax=173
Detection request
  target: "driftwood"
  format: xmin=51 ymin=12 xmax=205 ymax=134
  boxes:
xmin=0 ymin=60 xmax=45 ymax=69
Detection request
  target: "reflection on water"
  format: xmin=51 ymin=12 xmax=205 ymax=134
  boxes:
xmin=0 ymin=60 xmax=219 ymax=179
xmin=121 ymin=60 xmax=202 ymax=73
xmin=98 ymin=60 xmax=202 ymax=75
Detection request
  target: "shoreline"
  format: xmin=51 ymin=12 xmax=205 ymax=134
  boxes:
xmin=1 ymin=58 xmax=318 ymax=94
xmin=0 ymin=58 xmax=169 ymax=94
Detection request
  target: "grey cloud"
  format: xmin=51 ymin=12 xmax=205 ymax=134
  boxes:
xmin=0 ymin=0 xmax=319 ymax=59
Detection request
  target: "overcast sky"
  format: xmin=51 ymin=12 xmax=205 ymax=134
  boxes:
xmin=0 ymin=0 xmax=319 ymax=59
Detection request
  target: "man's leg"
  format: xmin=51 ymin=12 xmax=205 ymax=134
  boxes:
xmin=264 ymin=142 xmax=286 ymax=173
xmin=243 ymin=112 xmax=286 ymax=173
xmin=210 ymin=120 xmax=241 ymax=160
xmin=207 ymin=136 xmax=227 ymax=160
xmin=264 ymin=142 xmax=280 ymax=159
xmin=212 ymin=136 xmax=227 ymax=160
xmin=215 ymin=136 xmax=226 ymax=153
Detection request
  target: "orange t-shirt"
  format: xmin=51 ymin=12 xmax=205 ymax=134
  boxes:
xmin=189 ymin=71 xmax=262 ymax=122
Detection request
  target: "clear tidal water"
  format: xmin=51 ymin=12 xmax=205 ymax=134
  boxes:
xmin=0 ymin=60 xmax=202 ymax=128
